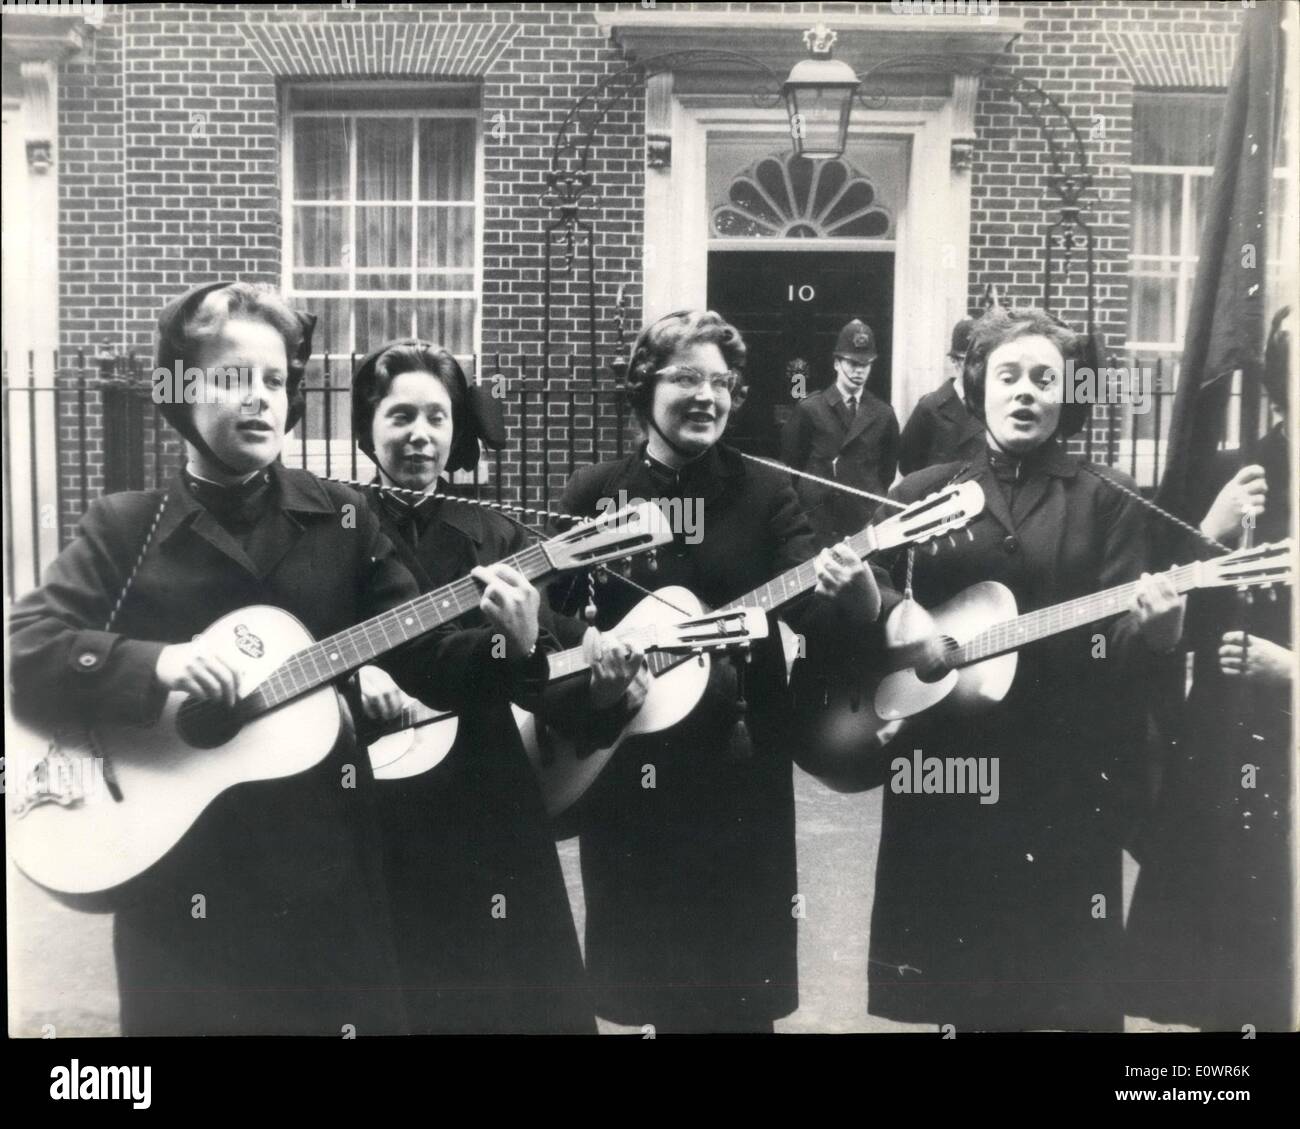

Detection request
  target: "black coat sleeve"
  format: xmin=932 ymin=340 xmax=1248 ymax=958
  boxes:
xmin=8 ymin=494 xmax=172 ymax=730
xmin=898 ymin=401 xmax=933 ymax=476
xmin=879 ymin=407 xmax=901 ymax=491
xmin=764 ymin=472 xmax=895 ymax=672
xmin=781 ymin=402 xmax=813 ymax=470
xmin=354 ymin=503 xmax=548 ymax=712
xmin=528 ymin=465 xmax=641 ymax=744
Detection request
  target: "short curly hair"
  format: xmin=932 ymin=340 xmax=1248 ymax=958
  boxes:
xmin=624 ymin=309 xmax=748 ymax=423
xmin=961 ymin=306 xmax=1094 ymax=437
xmin=154 ymin=281 xmax=315 ymax=436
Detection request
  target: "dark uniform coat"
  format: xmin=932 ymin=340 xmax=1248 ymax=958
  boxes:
xmin=781 ymin=383 xmax=900 ymax=547
xmin=8 ymin=466 xmax=526 ymax=1036
xmin=359 ymin=484 xmax=596 ymax=1034
xmin=868 ymin=442 xmax=1160 ymax=1030
xmin=897 ymin=379 xmax=985 ymax=476
xmin=549 ymin=442 xmax=883 ymax=1031
xmin=1126 ymin=426 xmax=1294 ymax=1030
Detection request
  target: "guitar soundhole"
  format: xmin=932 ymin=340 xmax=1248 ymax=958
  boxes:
xmin=176 ymin=697 xmax=244 ymax=749
xmin=915 ymin=636 xmax=958 ymax=684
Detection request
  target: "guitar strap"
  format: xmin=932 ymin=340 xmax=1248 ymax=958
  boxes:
xmin=103 ymin=494 xmax=169 ymax=632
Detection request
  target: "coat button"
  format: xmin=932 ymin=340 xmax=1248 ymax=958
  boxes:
xmin=77 ymin=652 xmax=98 ymax=668
xmin=1002 ymin=535 xmax=1019 ymax=554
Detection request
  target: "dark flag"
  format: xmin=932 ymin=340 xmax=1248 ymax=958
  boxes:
xmin=1125 ymin=2 xmax=1295 ymax=1032
xmin=1155 ymin=0 xmax=1285 ymax=529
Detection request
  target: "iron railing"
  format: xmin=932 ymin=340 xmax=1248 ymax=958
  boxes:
xmin=3 ymin=348 xmax=1212 ymax=602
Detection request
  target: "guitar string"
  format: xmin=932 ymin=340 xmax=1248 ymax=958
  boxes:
xmin=263 ymin=541 xmax=554 ymax=703
xmin=255 ymin=475 xmax=693 ymax=702
xmin=316 ymin=471 xmax=694 ymax=618
xmin=735 ymin=451 xmax=908 ymax=511
xmin=955 ymin=562 xmax=1201 ymax=664
xmin=953 ymin=550 xmax=1287 ymax=664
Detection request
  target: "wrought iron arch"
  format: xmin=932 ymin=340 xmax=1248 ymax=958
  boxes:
xmin=539 ymin=47 xmax=1101 ymax=382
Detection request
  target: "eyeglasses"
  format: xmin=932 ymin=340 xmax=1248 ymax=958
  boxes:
xmin=656 ymin=366 xmax=741 ymax=394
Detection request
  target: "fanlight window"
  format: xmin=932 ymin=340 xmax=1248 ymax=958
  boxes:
xmin=711 ymin=154 xmax=893 ymax=239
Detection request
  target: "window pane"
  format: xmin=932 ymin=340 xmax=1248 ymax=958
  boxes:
xmin=419 ymin=119 xmax=475 ymax=200
xmin=294 ymin=118 xmax=349 ymax=201
xmin=307 ymin=297 xmax=351 ymax=357
xmin=1131 ymin=172 xmax=1182 ymax=257
xmin=1133 ymin=92 xmax=1224 ymax=166
xmin=417 ymin=206 xmax=474 ymax=269
xmin=293 ymin=271 xmax=347 ymax=292
xmin=415 ymin=298 xmax=475 ymax=355
xmin=356 ymin=270 xmax=413 ymax=292
xmin=356 ymin=298 xmax=416 ymax=353
xmin=357 ymin=119 xmax=412 ymax=200
xmin=417 ymin=271 xmax=475 ymax=291
xmin=1188 ymin=172 xmax=1214 ymax=252
xmin=294 ymin=206 xmax=347 ymax=268
xmin=1131 ymin=271 xmax=1178 ymax=345
xmin=355 ymin=206 xmax=411 ymax=268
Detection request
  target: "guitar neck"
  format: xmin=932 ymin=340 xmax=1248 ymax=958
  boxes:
xmin=545 ymin=524 xmax=883 ymax=682
xmin=949 ymin=561 xmax=1202 ymax=667
xmin=719 ymin=523 xmax=880 ymax=616
xmin=542 ymin=622 xmax=678 ymax=682
xmin=246 ymin=542 xmax=553 ymax=713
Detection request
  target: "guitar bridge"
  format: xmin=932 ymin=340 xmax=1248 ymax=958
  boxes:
xmin=11 ymin=735 xmax=105 ymax=818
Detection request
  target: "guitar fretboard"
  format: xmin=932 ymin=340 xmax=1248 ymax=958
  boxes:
xmin=543 ymin=621 xmax=663 ymax=681
xmin=538 ymin=483 xmax=967 ymax=681
xmin=245 ymin=542 xmax=551 ymax=713
xmin=718 ymin=522 xmax=881 ymax=617
xmin=948 ymin=561 xmax=1202 ymax=667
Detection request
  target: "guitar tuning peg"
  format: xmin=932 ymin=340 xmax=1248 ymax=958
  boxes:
xmin=647 ymin=549 xmax=658 ymax=572
xmin=947 ymin=534 xmax=957 ymax=549
xmin=966 ymin=528 xmax=975 ymax=542
xmin=1267 ymin=586 xmax=1277 ymax=601
xmin=698 ymin=653 xmax=706 ymax=667
xmin=927 ymin=540 xmax=940 ymax=556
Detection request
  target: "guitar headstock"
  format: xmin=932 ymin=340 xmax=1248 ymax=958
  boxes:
xmin=1198 ymin=539 xmax=1295 ymax=591
xmin=543 ymin=501 xmax=674 ymax=572
xmin=653 ymin=607 xmax=771 ymax=654
xmin=866 ymin=481 xmax=986 ymax=554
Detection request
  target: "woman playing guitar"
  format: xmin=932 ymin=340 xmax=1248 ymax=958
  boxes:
xmin=346 ymin=339 xmax=643 ymax=1033
xmin=864 ymin=307 xmax=1186 ymax=1031
xmin=548 ymin=309 xmax=886 ymax=1033
xmin=7 ymin=284 xmax=547 ymax=1035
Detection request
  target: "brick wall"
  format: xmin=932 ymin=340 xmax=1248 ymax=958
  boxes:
xmin=55 ymin=2 xmax=643 ymax=529
xmin=963 ymin=0 xmax=1245 ymax=461
xmin=53 ymin=1 xmax=1246 ymax=534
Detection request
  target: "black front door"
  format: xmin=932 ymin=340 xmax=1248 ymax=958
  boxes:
xmin=707 ymin=250 xmax=894 ymax=456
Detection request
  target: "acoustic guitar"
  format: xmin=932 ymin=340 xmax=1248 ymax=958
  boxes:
xmin=520 ymin=480 xmax=987 ymax=816
xmin=365 ymin=604 xmax=770 ymax=781
xmin=7 ymin=502 xmax=672 ymax=901
xmin=799 ymin=539 xmax=1295 ymax=789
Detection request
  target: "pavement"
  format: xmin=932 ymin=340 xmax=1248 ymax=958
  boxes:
xmin=8 ymin=765 xmax=1155 ymax=1036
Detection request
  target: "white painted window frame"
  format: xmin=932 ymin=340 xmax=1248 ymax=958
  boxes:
xmin=279 ymin=84 xmax=485 ymax=468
